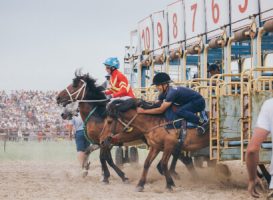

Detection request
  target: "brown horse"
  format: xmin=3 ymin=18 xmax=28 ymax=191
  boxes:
xmin=100 ymin=99 xmax=199 ymax=180
xmin=56 ymin=72 xmax=130 ymax=184
xmin=102 ymin=98 xmax=209 ymax=191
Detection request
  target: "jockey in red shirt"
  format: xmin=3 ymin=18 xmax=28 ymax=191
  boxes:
xmin=104 ymin=57 xmax=135 ymax=98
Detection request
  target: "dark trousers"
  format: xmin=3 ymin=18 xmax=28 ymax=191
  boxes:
xmin=175 ymin=98 xmax=206 ymax=124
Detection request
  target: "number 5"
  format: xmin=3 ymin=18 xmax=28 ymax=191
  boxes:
xmin=238 ymin=0 xmax=248 ymax=13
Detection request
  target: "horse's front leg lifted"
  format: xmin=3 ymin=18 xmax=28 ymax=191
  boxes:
xmin=82 ymin=144 xmax=100 ymax=177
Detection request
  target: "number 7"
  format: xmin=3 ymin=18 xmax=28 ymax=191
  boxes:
xmin=191 ymin=3 xmax=197 ymax=32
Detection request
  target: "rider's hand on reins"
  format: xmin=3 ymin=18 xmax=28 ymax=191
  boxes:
xmin=137 ymin=107 xmax=145 ymax=114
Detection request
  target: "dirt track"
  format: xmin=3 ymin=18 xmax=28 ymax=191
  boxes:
xmin=0 ymin=141 xmax=267 ymax=200
xmin=1 ymin=160 xmax=264 ymax=200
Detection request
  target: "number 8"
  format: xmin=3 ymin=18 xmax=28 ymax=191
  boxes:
xmin=173 ymin=13 xmax=178 ymax=39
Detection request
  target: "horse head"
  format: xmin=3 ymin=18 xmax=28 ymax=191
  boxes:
xmin=100 ymin=98 xmax=141 ymax=147
xmin=56 ymin=71 xmax=107 ymax=107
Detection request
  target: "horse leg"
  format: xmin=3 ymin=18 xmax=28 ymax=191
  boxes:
xmin=99 ymin=149 xmax=110 ymax=184
xmin=161 ymin=146 xmax=175 ymax=191
xmin=156 ymin=160 xmax=164 ymax=176
xmin=82 ymin=144 xmax=100 ymax=176
xmin=136 ymin=147 xmax=160 ymax=192
xmin=157 ymin=152 xmax=180 ymax=179
xmin=105 ymin=147 xmax=129 ymax=183
xmin=178 ymin=153 xmax=199 ymax=180
xmin=170 ymin=153 xmax=182 ymax=180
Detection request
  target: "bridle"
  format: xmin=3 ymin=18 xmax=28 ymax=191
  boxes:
xmin=110 ymin=113 xmax=138 ymax=136
xmin=65 ymin=79 xmax=108 ymax=103
xmin=65 ymin=79 xmax=86 ymax=102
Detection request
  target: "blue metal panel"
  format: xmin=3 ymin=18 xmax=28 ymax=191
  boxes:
xmin=262 ymin=33 xmax=273 ymax=52
xmin=169 ymin=59 xmax=180 ymax=65
xmin=141 ymin=66 xmax=148 ymax=87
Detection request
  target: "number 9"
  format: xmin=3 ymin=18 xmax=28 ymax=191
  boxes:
xmin=157 ymin=22 xmax=163 ymax=47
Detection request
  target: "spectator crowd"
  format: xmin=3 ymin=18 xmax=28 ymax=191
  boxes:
xmin=0 ymin=90 xmax=70 ymax=141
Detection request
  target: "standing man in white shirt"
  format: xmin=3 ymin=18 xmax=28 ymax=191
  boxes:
xmin=246 ymin=98 xmax=273 ymax=198
xmin=68 ymin=115 xmax=91 ymax=176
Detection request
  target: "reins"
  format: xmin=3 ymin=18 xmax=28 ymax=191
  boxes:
xmin=114 ymin=112 xmax=184 ymax=134
xmin=83 ymin=106 xmax=97 ymax=144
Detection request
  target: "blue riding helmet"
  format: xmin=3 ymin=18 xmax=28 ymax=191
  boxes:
xmin=103 ymin=57 xmax=120 ymax=69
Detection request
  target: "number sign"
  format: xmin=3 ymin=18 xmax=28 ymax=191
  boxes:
xmin=231 ymin=0 xmax=259 ymax=30
xmin=206 ymin=0 xmax=229 ymax=39
xmin=138 ymin=16 xmax=153 ymax=51
xmin=167 ymin=0 xmax=184 ymax=49
xmin=260 ymin=0 xmax=273 ymax=21
xmin=185 ymin=0 xmax=206 ymax=45
xmin=152 ymin=11 xmax=168 ymax=51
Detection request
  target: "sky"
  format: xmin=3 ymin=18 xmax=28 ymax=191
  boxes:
xmin=0 ymin=0 xmax=172 ymax=91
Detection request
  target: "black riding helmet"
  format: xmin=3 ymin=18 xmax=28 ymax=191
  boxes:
xmin=152 ymin=72 xmax=171 ymax=85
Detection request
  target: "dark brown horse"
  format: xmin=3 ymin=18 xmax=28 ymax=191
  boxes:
xmin=102 ymin=98 xmax=209 ymax=191
xmin=100 ymin=99 xmax=198 ymax=180
xmin=56 ymin=72 xmax=129 ymax=184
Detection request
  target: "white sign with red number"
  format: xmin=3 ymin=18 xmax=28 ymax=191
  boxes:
xmin=260 ymin=0 xmax=273 ymax=21
xmin=138 ymin=16 xmax=153 ymax=51
xmin=167 ymin=0 xmax=184 ymax=50
xmin=231 ymin=0 xmax=259 ymax=31
xmin=184 ymin=0 xmax=206 ymax=45
xmin=206 ymin=0 xmax=229 ymax=39
xmin=152 ymin=11 xmax=168 ymax=51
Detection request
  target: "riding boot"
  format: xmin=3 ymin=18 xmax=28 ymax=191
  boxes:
xmin=175 ymin=120 xmax=187 ymax=153
xmin=197 ymin=119 xmax=209 ymax=135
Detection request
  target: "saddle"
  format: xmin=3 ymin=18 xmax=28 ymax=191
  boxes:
xmin=165 ymin=111 xmax=209 ymax=147
xmin=165 ymin=110 xmax=209 ymax=130
xmin=170 ymin=112 xmax=209 ymax=155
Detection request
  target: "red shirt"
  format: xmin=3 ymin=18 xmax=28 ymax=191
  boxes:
xmin=105 ymin=70 xmax=135 ymax=98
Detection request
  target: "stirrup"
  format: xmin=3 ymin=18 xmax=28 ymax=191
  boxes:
xmin=197 ymin=126 xmax=206 ymax=135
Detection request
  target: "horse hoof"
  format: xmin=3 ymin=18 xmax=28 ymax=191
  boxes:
xmin=102 ymin=179 xmax=109 ymax=184
xmin=166 ymin=187 xmax=173 ymax=192
xmin=123 ymin=178 xmax=129 ymax=184
xmin=135 ymin=186 xmax=144 ymax=192
xmin=82 ymin=170 xmax=88 ymax=178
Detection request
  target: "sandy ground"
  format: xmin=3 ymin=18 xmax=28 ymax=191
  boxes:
xmin=0 ymin=141 xmax=268 ymax=200
xmin=0 ymin=159 xmax=266 ymax=200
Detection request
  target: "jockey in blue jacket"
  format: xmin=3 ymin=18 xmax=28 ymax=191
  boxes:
xmin=137 ymin=72 xmax=207 ymax=133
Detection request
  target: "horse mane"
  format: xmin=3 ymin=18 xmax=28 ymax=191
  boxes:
xmin=107 ymin=98 xmax=139 ymax=118
xmin=107 ymin=98 xmax=165 ymax=120
xmin=139 ymin=99 xmax=162 ymax=109
xmin=73 ymin=71 xmax=107 ymax=118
